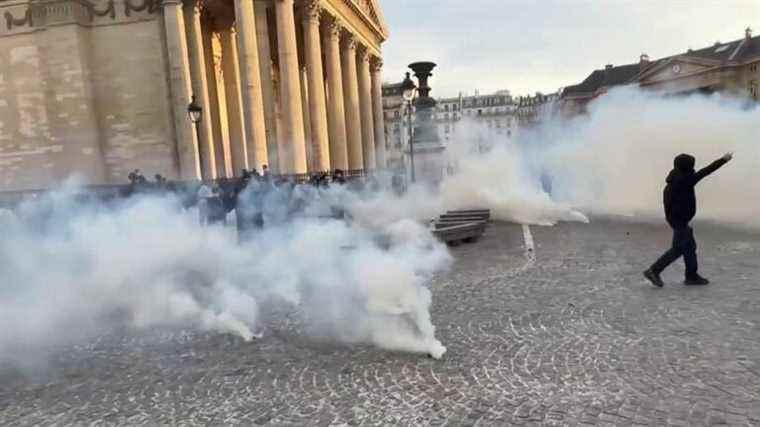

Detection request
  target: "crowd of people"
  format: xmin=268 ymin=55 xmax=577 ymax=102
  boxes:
xmin=120 ymin=166 xmax=409 ymax=243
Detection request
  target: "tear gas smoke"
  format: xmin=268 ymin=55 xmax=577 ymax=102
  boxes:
xmin=0 ymin=179 xmax=451 ymax=367
xmin=2 ymin=88 xmax=755 ymax=370
xmin=440 ymin=87 xmax=760 ymax=229
xmin=540 ymin=88 xmax=760 ymax=229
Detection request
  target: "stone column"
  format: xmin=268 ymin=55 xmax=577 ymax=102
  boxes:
xmin=220 ymin=28 xmax=249 ymax=176
xmin=184 ymin=0 xmax=217 ymax=179
xmin=322 ymin=18 xmax=348 ymax=170
xmin=340 ymin=32 xmax=363 ymax=170
xmin=274 ymin=0 xmax=307 ymax=173
xmin=162 ymin=0 xmax=198 ymax=179
xmin=203 ymin=27 xmax=229 ymax=177
xmin=356 ymin=46 xmax=376 ymax=170
xmin=233 ymin=0 xmax=268 ymax=173
xmin=300 ymin=66 xmax=313 ymax=170
xmin=370 ymin=57 xmax=386 ymax=169
xmin=254 ymin=0 xmax=280 ymax=172
xmin=301 ymin=0 xmax=329 ymax=172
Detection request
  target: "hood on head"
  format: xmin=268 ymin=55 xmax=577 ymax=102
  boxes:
xmin=674 ymin=153 xmax=695 ymax=173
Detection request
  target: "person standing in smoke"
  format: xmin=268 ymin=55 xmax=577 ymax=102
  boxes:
xmin=197 ymin=182 xmax=212 ymax=226
xmin=644 ymin=152 xmax=733 ymax=287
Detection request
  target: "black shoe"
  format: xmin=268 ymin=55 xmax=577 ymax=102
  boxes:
xmin=644 ymin=269 xmax=664 ymax=287
xmin=684 ymin=275 xmax=710 ymax=285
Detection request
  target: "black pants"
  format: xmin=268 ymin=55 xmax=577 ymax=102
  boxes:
xmin=650 ymin=225 xmax=698 ymax=278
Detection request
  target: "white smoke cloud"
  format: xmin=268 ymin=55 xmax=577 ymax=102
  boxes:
xmin=538 ymin=88 xmax=760 ymax=228
xmin=0 ymin=181 xmax=452 ymax=368
xmin=433 ymin=87 xmax=759 ymax=230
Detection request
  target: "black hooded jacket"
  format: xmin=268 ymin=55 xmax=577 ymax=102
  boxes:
xmin=663 ymin=154 xmax=727 ymax=228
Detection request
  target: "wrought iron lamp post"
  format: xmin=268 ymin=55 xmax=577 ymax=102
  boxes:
xmin=400 ymin=72 xmax=417 ymax=183
xmin=187 ymin=95 xmax=204 ymax=180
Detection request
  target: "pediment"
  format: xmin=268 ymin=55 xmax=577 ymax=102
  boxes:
xmin=638 ymin=57 xmax=719 ymax=84
xmin=351 ymin=0 xmax=388 ymax=37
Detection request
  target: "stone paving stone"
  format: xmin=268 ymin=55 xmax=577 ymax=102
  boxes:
xmin=1 ymin=220 xmax=760 ymax=424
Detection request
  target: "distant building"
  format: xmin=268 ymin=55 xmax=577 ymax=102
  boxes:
xmin=435 ymin=90 xmax=517 ymax=143
xmin=381 ymin=81 xmax=415 ymax=171
xmin=515 ymin=92 xmax=560 ymax=131
xmin=560 ymin=27 xmax=760 ymax=117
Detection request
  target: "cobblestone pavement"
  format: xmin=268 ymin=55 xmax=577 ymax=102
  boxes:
xmin=2 ymin=219 xmax=760 ymax=425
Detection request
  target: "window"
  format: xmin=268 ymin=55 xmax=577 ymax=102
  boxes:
xmin=751 ymin=63 xmax=759 ymax=73
xmin=394 ymin=111 xmax=400 ymax=118
xmin=750 ymin=80 xmax=758 ymax=99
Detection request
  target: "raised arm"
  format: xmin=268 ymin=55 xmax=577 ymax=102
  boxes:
xmin=694 ymin=152 xmax=732 ymax=183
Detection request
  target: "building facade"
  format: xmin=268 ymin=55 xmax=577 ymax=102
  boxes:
xmin=560 ymin=28 xmax=760 ymax=117
xmin=434 ymin=90 xmax=518 ymax=144
xmin=380 ymin=79 xmax=412 ymax=171
xmin=0 ymin=0 xmax=389 ymax=191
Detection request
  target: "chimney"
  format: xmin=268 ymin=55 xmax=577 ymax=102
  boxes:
xmin=747 ymin=27 xmax=753 ymax=41
xmin=640 ymin=53 xmax=650 ymax=66
xmin=605 ymin=64 xmax=613 ymax=70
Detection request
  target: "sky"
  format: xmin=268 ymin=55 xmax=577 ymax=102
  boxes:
xmin=380 ymin=0 xmax=760 ymax=98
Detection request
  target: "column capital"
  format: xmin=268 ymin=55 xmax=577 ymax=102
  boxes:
xmin=370 ymin=56 xmax=383 ymax=72
xmin=357 ymin=44 xmax=371 ymax=63
xmin=300 ymin=0 xmax=321 ymax=24
xmin=323 ymin=15 xmax=342 ymax=40
xmin=341 ymin=31 xmax=357 ymax=50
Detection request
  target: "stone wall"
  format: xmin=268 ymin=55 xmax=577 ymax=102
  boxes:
xmin=0 ymin=0 xmax=176 ymax=191
xmin=89 ymin=17 xmax=177 ymax=183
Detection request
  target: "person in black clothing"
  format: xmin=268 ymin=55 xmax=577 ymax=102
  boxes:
xmin=644 ymin=152 xmax=733 ymax=287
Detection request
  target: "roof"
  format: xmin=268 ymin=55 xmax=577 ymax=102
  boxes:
xmin=562 ymin=31 xmax=760 ymax=99
xmin=562 ymin=63 xmax=641 ymax=96
xmin=682 ymin=34 xmax=760 ymax=63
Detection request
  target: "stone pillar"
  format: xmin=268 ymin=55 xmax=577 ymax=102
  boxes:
xmin=370 ymin=57 xmax=386 ymax=169
xmin=254 ymin=0 xmax=280 ymax=173
xmin=184 ymin=0 xmax=217 ymax=179
xmin=300 ymin=66 xmax=313 ymax=170
xmin=162 ymin=0 xmax=198 ymax=179
xmin=322 ymin=18 xmax=348 ymax=170
xmin=203 ymin=27 xmax=229 ymax=178
xmin=234 ymin=0 xmax=268 ymax=173
xmin=274 ymin=0 xmax=308 ymax=173
xmin=301 ymin=0 xmax=330 ymax=172
xmin=340 ymin=32 xmax=363 ymax=170
xmin=356 ymin=46 xmax=376 ymax=170
xmin=220 ymin=28 xmax=249 ymax=176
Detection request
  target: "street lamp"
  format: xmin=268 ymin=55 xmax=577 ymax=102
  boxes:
xmin=400 ymin=72 xmax=417 ymax=183
xmin=187 ymin=95 xmax=204 ymax=180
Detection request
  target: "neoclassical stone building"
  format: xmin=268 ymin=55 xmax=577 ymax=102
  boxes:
xmin=0 ymin=0 xmax=388 ymax=191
